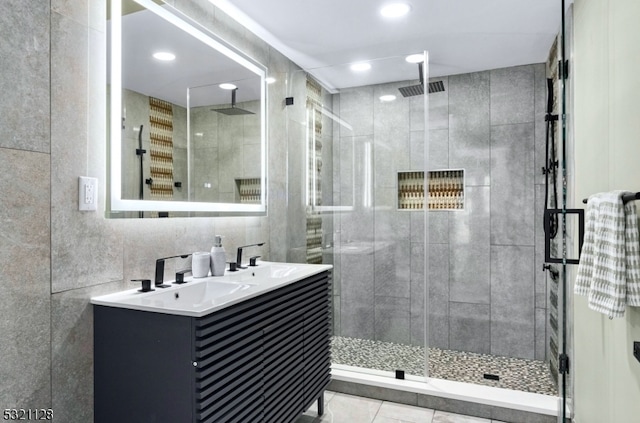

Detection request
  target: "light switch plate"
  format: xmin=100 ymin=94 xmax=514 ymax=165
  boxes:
xmin=79 ymin=176 xmax=98 ymax=211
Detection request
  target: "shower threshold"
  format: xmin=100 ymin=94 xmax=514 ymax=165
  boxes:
xmin=331 ymin=336 xmax=558 ymax=396
xmin=330 ymin=366 xmax=563 ymax=421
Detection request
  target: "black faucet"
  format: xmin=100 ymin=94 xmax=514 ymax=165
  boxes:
xmin=236 ymin=243 xmax=264 ymax=269
xmin=155 ymin=254 xmax=191 ymax=288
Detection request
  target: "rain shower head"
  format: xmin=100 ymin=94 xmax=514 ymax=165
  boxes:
xmin=398 ymin=63 xmax=446 ymax=97
xmin=211 ymin=88 xmax=255 ymax=115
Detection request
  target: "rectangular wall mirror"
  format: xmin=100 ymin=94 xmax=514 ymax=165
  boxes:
xmin=108 ymin=0 xmax=267 ymax=216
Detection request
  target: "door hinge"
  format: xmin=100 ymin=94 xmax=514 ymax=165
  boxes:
xmin=559 ymin=353 xmax=570 ymax=374
xmin=558 ymin=60 xmax=569 ymax=80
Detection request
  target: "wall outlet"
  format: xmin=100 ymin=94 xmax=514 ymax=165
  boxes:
xmin=79 ymin=176 xmax=98 ymax=211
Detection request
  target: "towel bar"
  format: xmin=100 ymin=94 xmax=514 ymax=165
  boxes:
xmin=582 ymin=192 xmax=640 ymax=204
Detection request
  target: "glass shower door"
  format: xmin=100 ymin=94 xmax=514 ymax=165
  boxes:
xmin=289 ymin=53 xmax=431 ymax=380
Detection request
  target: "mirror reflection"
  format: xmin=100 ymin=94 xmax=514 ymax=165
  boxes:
xmin=108 ymin=0 xmax=266 ymax=215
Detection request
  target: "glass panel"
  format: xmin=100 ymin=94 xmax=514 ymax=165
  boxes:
xmin=285 ymin=41 xmax=563 ymax=402
xmin=425 ymin=55 xmax=559 ymax=398
xmin=287 ymin=54 xmax=430 ymax=379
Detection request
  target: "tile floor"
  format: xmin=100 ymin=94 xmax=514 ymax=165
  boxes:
xmin=332 ymin=337 xmax=558 ymax=396
xmin=295 ymin=391 xmax=511 ymax=423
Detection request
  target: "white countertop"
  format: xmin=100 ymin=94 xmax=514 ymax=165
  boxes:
xmin=90 ymin=261 xmax=332 ymax=317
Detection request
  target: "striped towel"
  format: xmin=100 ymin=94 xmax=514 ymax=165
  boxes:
xmin=575 ymin=191 xmax=640 ymax=318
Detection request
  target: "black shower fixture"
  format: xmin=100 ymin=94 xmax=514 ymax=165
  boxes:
xmin=398 ymin=62 xmax=446 ymax=97
xmin=211 ymin=88 xmax=255 ymax=115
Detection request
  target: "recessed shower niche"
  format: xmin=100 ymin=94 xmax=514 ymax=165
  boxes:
xmin=397 ymin=169 xmax=465 ymax=210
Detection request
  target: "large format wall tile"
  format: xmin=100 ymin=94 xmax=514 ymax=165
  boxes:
xmin=428 ymin=77 xmax=449 ymax=130
xmin=374 ymin=82 xmax=411 ymax=141
xmin=449 ymin=72 xmax=490 ymax=186
xmin=409 ymin=130 xmax=425 ymax=169
xmin=374 ymin=240 xmax=410 ymax=298
xmin=341 ymin=251 xmax=375 ymax=339
xmin=449 ymin=125 xmax=491 ymax=187
xmin=0 ymin=0 xmax=50 ymax=153
xmin=449 ymin=302 xmax=491 ymax=354
xmin=490 ymin=245 xmax=536 ymax=359
xmin=374 ymin=130 xmax=410 ymax=189
xmin=51 ymin=281 xmax=125 ymax=423
xmin=490 ymin=65 xmax=535 ymax=126
xmin=410 ymin=242 xmax=426 ymax=346
xmin=490 ymin=123 xmax=535 ymax=246
xmin=338 ymin=87 xmax=374 ymax=137
xmin=428 ymin=129 xmax=449 ymax=171
xmin=449 ymin=71 xmax=491 ymax=131
xmin=534 ymin=63 xmax=549 ymax=186
xmin=50 ymin=11 xmax=123 ymax=292
xmin=449 ymin=186 xmax=491 ymax=304
xmin=375 ymin=296 xmax=411 ymax=344
xmin=0 ymin=148 xmax=51 ymax=408
xmin=427 ymin=243 xmax=450 ymax=349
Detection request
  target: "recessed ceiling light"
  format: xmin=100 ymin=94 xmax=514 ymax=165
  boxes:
xmin=405 ymin=53 xmax=424 ymax=64
xmin=379 ymin=94 xmax=397 ymax=102
xmin=152 ymin=51 xmax=176 ymax=61
xmin=380 ymin=3 xmax=411 ymax=18
xmin=219 ymin=83 xmax=237 ymax=90
xmin=350 ymin=62 xmax=372 ymax=72
xmin=265 ymin=77 xmax=276 ymax=84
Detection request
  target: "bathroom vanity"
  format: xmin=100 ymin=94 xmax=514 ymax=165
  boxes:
xmin=91 ymin=262 xmax=332 ymax=423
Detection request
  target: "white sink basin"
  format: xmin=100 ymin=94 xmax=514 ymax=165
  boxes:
xmin=224 ymin=262 xmax=303 ymax=282
xmin=91 ymin=261 xmax=333 ymax=317
xmin=117 ymin=281 xmax=254 ymax=309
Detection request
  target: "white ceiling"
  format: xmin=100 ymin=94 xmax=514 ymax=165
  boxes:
xmin=211 ymin=0 xmax=568 ymax=91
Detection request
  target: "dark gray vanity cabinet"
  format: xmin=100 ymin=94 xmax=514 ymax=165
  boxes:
xmin=94 ymin=271 xmax=331 ymax=423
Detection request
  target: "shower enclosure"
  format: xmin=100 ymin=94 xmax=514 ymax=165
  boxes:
xmin=284 ymin=31 xmax=570 ymax=421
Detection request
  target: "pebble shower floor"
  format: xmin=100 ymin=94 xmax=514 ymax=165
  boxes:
xmin=331 ymin=336 xmax=558 ymax=396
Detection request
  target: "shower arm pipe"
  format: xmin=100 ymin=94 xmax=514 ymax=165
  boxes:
xmin=581 ymin=192 xmax=640 ymax=204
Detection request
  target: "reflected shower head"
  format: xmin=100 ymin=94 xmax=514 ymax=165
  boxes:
xmin=398 ymin=63 xmax=446 ymax=97
xmin=213 ymin=107 xmax=254 ymax=116
xmin=211 ymin=88 xmax=255 ymax=115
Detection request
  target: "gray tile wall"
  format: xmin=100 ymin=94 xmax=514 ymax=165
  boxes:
xmin=0 ymin=0 xmax=305 ymax=420
xmin=332 ymin=64 xmax=549 ymax=362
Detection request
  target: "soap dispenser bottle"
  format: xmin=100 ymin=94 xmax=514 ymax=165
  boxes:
xmin=210 ymin=235 xmax=226 ymax=276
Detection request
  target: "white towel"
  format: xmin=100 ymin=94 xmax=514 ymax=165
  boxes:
xmin=575 ymin=191 xmax=640 ymax=318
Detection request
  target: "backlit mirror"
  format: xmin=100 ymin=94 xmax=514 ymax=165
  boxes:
xmin=108 ymin=0 xmax=266 ymax=216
